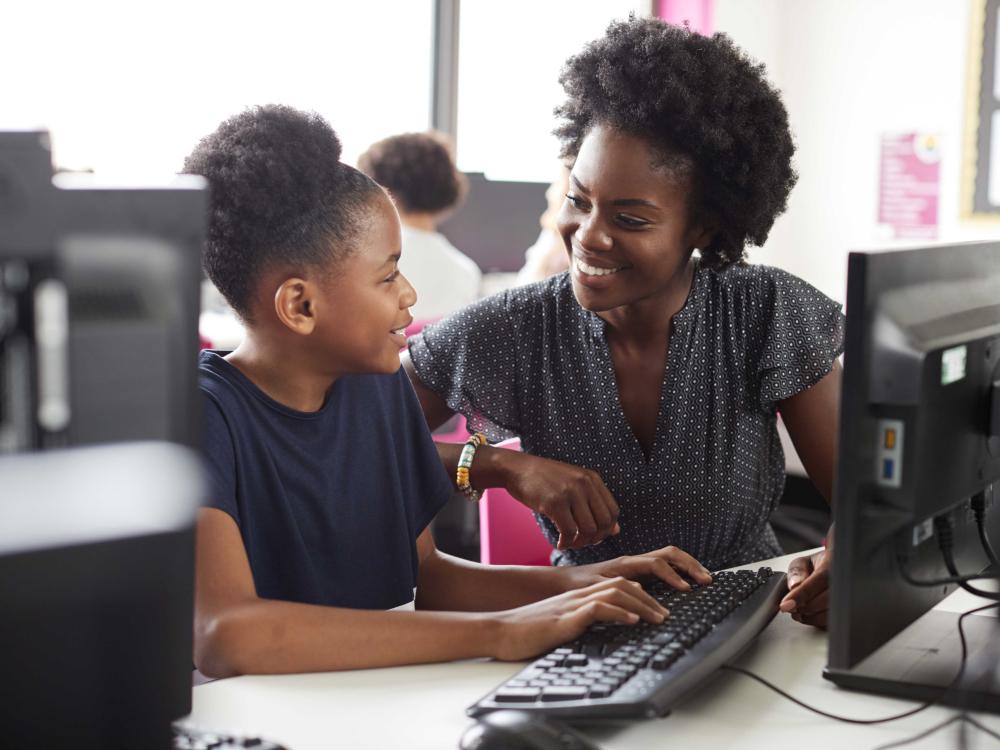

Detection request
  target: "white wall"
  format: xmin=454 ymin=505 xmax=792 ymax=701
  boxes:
xmin=715 ymin=0 xmax=1000 ymax=304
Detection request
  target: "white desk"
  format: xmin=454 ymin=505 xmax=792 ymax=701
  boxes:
xmin=186 ymin=552 xmax=1000 ymax=749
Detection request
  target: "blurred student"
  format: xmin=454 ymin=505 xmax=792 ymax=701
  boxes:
xmin=515 ymin=164 xmax=571 ymax=285
xmin=183 ymin=105 xmax=711 ymax=677
xmin=358 ymin=132 xmax=481 ymax=322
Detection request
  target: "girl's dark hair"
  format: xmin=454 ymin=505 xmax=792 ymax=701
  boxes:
xmin=183 ymin=104 xmax=382 ymax=321
xmin=555 ymin=16 xmax=797 ymax=268
xmin=357 ymin=131 xmax=467 ymax=215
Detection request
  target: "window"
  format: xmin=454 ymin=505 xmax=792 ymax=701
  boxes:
xmin=455 ymin=1 xmax=646 ymax=182
xmin=3 ymin=0 xmax=434 ymax=178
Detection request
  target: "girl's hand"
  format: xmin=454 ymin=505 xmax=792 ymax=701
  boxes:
xmin=495 ymin=450 xmax=620 ymax=550
xmin=563 ymin=545 xmax=713 ymax=592
xmin=491 ymin=577 xmax=667 ymax=661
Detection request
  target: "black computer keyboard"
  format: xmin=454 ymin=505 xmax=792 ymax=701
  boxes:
xmin=172 ymin=724 xmax=288 ymax=750
xmin=468 ymin=567 xmax=787 ymax=720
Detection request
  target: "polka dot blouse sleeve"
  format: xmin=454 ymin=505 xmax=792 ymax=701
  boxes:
xmin=406 ymin=291 xmax=522 ymax=442
xmin=753 ymin=266 xmax=846 ymax=407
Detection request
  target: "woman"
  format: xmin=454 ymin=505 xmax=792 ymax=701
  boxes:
xmin=403 ymin=17 xmax=842 ymax=628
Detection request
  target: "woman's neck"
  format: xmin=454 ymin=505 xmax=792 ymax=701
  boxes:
xmin=598 ymin=256 xmax=697 ymax=347
xmin=225 ymin=334 xmax=335 ymax=413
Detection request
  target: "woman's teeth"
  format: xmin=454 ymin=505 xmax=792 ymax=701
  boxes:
xmin=392 ymin=328 xmax=406 ymax=336
xmin=574 ymin=256 xmax=623 ymax=276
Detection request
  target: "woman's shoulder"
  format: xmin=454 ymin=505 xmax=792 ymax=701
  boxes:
xmin=462 ymin=271 xmax=573 ymax=319
xmin=701 ymin=262 xmax=823 ymax=307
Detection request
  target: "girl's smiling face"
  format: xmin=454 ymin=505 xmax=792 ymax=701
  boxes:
xmin=557 ymin=124 xmax=711 ymax=314
xmin=312 ymin=192 xmax=418 ymax=376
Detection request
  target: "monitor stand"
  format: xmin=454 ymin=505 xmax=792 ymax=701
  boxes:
xmin=824 ymin=599 xmax=1000 ymax=714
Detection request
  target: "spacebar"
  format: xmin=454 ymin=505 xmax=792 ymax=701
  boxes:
xmin=494 ymin=687 xmax=541 ymax=702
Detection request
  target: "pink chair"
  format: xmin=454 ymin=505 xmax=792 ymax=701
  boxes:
xmin=479 ymin=438 xmax=554 ymax=566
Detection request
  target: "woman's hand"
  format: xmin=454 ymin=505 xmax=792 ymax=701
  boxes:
xmin=493 ymin=450 xmax=621 ymax=550
xmin=491 ymin=577 xmax=667 ymax=661
xmin=779 ymin=530 xmax=832 ymax=628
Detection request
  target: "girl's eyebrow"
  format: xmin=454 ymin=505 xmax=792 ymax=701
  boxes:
xmin=382 ymin=253 xmax=401 ymax=267
xmin=569 ymin=175 xmax=660 ymax=211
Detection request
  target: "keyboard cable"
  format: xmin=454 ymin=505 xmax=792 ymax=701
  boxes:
xmin=719 ymin=601 xmax=1000 ymax=748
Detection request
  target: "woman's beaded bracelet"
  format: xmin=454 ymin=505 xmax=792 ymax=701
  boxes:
xmin=456 ymin=432 xmax=488 ymax=501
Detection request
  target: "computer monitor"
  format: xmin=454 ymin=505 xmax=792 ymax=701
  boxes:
xmin=825 ymin=241 xmax=1000 ymax=712
xmin=0 ymin=442 xmax=203 ymax=749
xmin=438 ymin=172 xmax=548 ymax=272
xmin=0 ymin=130 xmax=205 ymax=452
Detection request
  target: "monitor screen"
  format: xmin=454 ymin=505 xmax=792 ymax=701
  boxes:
xmin=0 ymin=443 xmax=203 ymax=749
xmin=438 ymin=172 xmax=548 ymax=273
xmin=826 ymin=241 xmax=1000 ymax=711
xmin=0 ymin=130 xmax=205 ymax=452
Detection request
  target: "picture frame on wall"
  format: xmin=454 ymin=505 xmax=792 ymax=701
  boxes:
xmin=962 ymin=0 xmax=1000 ymax=220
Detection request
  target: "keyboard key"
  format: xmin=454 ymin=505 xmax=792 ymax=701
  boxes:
xmin=650 ymin=655 xmax=673 ymax=670
xmin=494 ymin=687 xmax=541 ymax=703
xmin=565 ymin=654 xmax=589 ymax=666
xmin=589 ymin=685 xmax=614 ymax=699
xmin=541 ymin=686 xmax=589 ymax=701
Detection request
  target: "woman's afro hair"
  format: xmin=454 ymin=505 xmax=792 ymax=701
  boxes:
xmin=357 ymin=131 xmax=467 ymax=215
xmin=183 ymin=104 xmax=381 ymax=321
xmin=554 ymin=16 xmax=797 ymax=267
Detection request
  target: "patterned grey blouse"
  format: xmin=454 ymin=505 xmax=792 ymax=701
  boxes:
xmin=407 ymin=262 xmax=845 ymax=569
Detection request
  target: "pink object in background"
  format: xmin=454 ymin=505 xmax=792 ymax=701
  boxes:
xmin=405 ymin=318 xmax=437 ymax=338
xmin=656 ymin=0 xmax=714 ymax=34
xmin=479 ymin=438 xmax=553 ymax=566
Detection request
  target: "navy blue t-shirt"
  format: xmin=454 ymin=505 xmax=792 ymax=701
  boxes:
xmin=198 ymin=351 xmax=453 ymax=610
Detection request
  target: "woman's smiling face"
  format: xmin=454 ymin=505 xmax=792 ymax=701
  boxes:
xmin=557 ymin=124 xmax=709 ymax=314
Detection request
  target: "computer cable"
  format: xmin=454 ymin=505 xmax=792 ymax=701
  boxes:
xmin=870 ymin=713 xmax=1000 ymax=750
xmin=970 ymin=489 xmax=999 ymax=569
xmin=720 ymin=602 xmax=999 ymax=726
xmin=935 ymin=516 xmax=1000 ymax=601
xmin=897 ymin=559 xmax=996 ymax=588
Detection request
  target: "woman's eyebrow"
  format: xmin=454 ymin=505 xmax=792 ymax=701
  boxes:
xmin=612 ymin=197 xmax=660 ymax=210
xmin=571 ymin=175 xmax=660 ymax=210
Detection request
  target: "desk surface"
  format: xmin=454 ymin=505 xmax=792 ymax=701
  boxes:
xmin=186 ymin=552 xmax=1000 ymax=750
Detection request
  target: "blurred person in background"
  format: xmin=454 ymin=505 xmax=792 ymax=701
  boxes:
xmin=515 ymin=164 xmax=571 ymax=285
xmin=359 ymin=131 xmax=481 ymax=322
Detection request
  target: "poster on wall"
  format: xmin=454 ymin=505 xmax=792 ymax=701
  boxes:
xmin=877 ymin=133 xmax=941 ymax=240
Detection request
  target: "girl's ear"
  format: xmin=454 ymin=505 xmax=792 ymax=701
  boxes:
xmin=274 ymin=277 xmax=317 ymax=335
